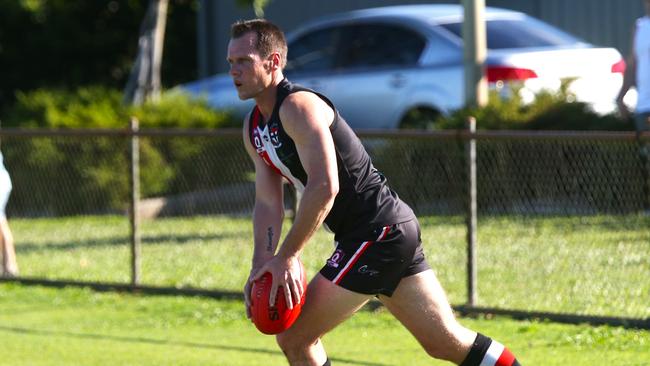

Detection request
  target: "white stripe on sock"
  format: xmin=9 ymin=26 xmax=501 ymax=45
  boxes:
xmin=479 ymin=340 xmax=505 ymax=366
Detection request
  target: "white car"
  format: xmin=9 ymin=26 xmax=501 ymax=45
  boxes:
xmin=182 ymin=4 xmax=629 ymax=129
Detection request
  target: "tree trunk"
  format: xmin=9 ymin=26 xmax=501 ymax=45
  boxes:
xmin=123 ymin=0 xmax=169 ymax=106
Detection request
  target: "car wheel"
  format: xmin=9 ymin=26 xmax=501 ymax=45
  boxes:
xmin=399 ymin=108 xmax=441 ymax=129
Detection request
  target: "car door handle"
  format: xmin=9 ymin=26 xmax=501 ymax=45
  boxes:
xmin=390 ymin=74 xmax=407 ymax=88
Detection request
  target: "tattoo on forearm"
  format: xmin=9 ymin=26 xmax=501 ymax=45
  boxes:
xmin=266 ymin=227 xmax=273 ymax=252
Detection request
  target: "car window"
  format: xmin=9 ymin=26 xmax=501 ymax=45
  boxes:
xmin=439 ymin=18 xmax=582 ymax=49
xmin=286 ymin=27 xmax=339 ymax=73
xmin=337 ymin=24 xmax=425 ymax=69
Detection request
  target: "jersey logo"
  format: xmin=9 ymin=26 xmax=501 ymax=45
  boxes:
xmin=269 ymin=125 xmax=282 ymax=148
xmin=253 ymin=132 xmax=264 ymax=153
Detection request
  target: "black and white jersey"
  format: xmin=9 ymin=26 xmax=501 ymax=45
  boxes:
xmin=248 ymin=78 xmax=414 ymax=238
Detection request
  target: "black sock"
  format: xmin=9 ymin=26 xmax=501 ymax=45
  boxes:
xmin=460 ymin=333 xmax=521 ymax=366
xmin=460 ymin=333 xmax=491 ymax=366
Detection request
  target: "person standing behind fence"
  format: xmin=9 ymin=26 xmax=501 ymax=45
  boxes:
xmin=617 ymin=0 xmax=650 ymax=128
xmin=617 ymin=0 xmax=650 ymax=211
xmin=0 ymin=150 xmax=18 ymax=277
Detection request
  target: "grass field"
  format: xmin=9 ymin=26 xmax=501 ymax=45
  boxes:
xmin=1 ymin=283 xmax=649 ymax=366
xmin=9 ymin=214 xmax=650 ymax=317
xmin=1 ymin=214 xmax=649 ymax=364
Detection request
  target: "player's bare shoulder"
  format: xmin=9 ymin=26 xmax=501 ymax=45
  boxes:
xmin=280 ymin=91 xmax=335 ymax=135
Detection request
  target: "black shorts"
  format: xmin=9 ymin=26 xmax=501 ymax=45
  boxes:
xmin=319 ymin=219 xmax=430 ymax=297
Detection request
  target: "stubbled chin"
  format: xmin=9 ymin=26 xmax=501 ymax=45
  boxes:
xmin=237 ymin=85 xmax=264 ymax=100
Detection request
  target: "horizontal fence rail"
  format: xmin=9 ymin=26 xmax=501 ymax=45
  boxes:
xmin=2 ymin=127 xmax=649 ymax=139
xmin=0 ymin=127 xmax=648 ymax=329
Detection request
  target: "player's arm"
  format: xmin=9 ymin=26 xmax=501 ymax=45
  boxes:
xmin=242 ymin=112 xmax=285 ymax=316
xmin=252 ymin=92 xmax=338 ymax=308
xmin=276 ymin=92 xmax=338 ymax=262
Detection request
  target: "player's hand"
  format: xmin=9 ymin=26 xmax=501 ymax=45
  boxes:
xmin=244 ymin=267 xmax=261 ymax=319
xmin=251 ymin=255 xmax=304 ymax=310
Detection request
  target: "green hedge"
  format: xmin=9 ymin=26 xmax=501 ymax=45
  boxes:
xmin=2 ymin=86 xmax=237 ymax=129
xmin=2 ymin=87 xmax=242 ymax=216
xmin=436 ymin=83 xmax=632 ymax=131
xmin=1 ymin=84 xmax=638 ymax=216
xmin=377 ymin=84 xmax=641 ymax=215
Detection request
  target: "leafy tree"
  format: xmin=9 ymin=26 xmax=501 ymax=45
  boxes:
xmin=236 ymin=0 xmax=272 ymax=17
xmin=0 ymin=1 xmax=197 ymax=114
xmin=124 ymin=0 xmax=272 ymax=105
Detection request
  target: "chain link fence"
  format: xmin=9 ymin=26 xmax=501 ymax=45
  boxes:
xmin=1 ymin=128 xmax=649 ymax=324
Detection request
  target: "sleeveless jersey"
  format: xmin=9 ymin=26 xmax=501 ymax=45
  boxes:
xmin=635 ymin=16 xmax=650 ymax=113
xmin=248 ymin=79 xmax=414 ymax=238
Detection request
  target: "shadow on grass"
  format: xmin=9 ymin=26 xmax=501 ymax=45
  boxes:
xmin=0 ymin=325 xmax=391 ymax=366
xmin=15 ymin=232 xmax=239 ymax=253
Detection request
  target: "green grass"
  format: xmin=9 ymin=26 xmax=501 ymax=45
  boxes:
xmin=3 ymin=214 xmax=650 ymax=365
xmin=1 ymin=283 xmax=649 ymax=366
xmin=10 ymin=214 xmax=650 ymax=317
xmin=474 ymin=215 xmax=650 ymax=317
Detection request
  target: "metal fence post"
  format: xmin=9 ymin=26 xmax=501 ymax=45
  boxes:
xmin=129 ymin=117 xmax=141 ymax=286
xmin=466 ymin=117 xmax=477 ymax=306
xmin=638 ymin=124 xmax=650 ymax=212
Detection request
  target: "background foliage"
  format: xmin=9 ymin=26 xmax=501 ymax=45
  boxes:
xmin=0 ymin=0 xmax=198 ymax=116
xmin=1 ymin=87 xmax=240 ymax=214
xmin=436 ymin=83 xmax=632 ymax=131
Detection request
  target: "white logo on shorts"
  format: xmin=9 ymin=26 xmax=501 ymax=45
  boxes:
xmin=358 ymin=265 xmax=380 ymax=276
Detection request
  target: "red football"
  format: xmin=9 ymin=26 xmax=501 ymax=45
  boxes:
xmin=250 ymin=260 xmax=307 ymax=335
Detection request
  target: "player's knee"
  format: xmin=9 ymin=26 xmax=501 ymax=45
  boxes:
xmin=422 ymin=341 xmax=457 ymax=361
xmin=275 ymin=330 xmax=312 ymax=354
xmin=422 ymin=323 xmax=475 ymax=362
xmin=275 ymin=331 xmax=292 ymax=351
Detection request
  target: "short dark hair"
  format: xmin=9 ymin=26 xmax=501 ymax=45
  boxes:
xmin=231 ymin=19 xmax=288 ymax=68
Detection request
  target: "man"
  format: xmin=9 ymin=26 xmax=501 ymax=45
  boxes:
xmin=617 ymin=0 xmax=650 ymax=131
xmin=617 ymin=0 xmax=650 ymax=211
xmin=230 ymin=19 xmax=521 ymax=366
xmin=0 ymin=151 xmax=18 ymax=277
